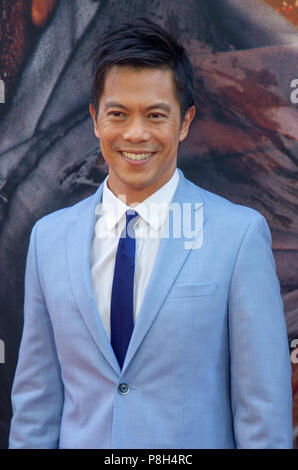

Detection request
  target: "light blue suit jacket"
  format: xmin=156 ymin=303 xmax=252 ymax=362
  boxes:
xmin=9 ymin=170 xmax=292 ymax=448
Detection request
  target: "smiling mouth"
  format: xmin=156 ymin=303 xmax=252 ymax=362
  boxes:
xmin=121 ymin=151 xmax=154 ymax=161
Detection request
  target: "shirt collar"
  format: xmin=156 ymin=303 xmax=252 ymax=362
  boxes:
xmin=135 ymin=170 xmax=179 ymax=231
xmin=100 ymin=169 xmax=179 ymax=232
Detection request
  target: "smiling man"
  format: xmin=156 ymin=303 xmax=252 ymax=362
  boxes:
xmin=9 ymin=18 xmax=292 ymax=449
xmin=89 ymin=65 xmax=194 ymax=205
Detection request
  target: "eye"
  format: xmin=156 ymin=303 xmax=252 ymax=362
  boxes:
xmin=108 ymin=111 xmax=125 ymax=118
xmin=148 ymin=112 xmax=165 ymax=119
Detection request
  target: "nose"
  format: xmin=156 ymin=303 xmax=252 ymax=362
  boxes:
xmin=123 ymin=116 xmax=150 ymax=142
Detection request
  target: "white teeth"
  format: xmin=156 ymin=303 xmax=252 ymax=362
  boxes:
xmin=122 ymin=151 xmax=152 ymax=160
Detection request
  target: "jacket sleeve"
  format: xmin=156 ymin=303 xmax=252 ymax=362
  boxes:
xmin=9 ymin=221 xmax=64 ymax=449
xmin=228 ymin=213 xmax=293 ymax=448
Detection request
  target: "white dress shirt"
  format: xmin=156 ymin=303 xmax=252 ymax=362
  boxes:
xmin=90 ymin=169 xmax=179 ymax=340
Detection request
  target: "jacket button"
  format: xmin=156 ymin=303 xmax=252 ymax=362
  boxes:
xmin=118 ymin=383 xmax=130 ymax=394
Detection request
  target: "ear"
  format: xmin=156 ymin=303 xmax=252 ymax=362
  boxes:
xmin=179 ymin=106 xmax=196 ymax=142
xmin=89 ymin=103 xmax=100 ymax=139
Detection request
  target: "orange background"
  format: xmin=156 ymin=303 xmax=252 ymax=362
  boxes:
xmin=263 ymin=0 xmax=298 ymax=25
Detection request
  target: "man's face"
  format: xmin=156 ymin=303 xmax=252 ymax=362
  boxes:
xmin=90 ymin=65 xmax=195 ymax=204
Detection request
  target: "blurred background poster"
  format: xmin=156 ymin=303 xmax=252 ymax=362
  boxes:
xmin=0 ymin=0 xmax=297 ymax=449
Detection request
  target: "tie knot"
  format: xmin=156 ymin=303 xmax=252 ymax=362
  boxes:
xmin=125 ymin=210 xmax=139 ymax=239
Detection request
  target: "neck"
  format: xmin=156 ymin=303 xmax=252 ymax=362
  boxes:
xmin=107 ymin=168 xmax=176 ymax=206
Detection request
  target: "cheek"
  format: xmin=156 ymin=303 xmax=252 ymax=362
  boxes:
xmin=158 ymin=130 xmax=180 ymax=152
xmin=159 ymin=121 xmax=180 ymax=142
xmin=98 ymin=126 xmax=118 ymax=146
xmin=99 ymin=133 xmax=122 ymax=159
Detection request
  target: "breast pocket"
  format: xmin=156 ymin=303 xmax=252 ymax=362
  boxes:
xmin=168 ymin=281 xmax=217 ymax=299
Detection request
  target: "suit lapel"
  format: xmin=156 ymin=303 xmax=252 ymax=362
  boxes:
xmin=67 ymin=183 xmax=121 ymax=375
xmin=122 ymin=171 xmax=206 ymax=373
xmin=66 ymin=172 xmax=206 ymax=376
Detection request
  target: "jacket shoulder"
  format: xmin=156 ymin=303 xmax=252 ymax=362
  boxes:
xmin=185 ymin=176 xmax=264 ymax=220
xmin=182 ymin=176 xmax=269 ymax=237
xmin=35 ymin=192 xmax=96 ymax=229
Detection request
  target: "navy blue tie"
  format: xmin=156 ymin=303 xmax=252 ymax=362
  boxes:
xmin=111 ymin=210 xmax=138 ymax=369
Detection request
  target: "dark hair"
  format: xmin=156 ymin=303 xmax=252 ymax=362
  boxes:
xmin=91 ymin=17 xmax=195 ymax=121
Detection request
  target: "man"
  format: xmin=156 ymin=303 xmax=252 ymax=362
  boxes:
xmin=9 ymin=17 xmax=292 ymax=449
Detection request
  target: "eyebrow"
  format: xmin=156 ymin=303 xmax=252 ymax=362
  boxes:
xmin=103 ymin=101 xmax=126 ymax=111
xmin=103 ymin=101 xmax=171 ymax=113
xmin=146 ymin=103 xmax=171 ymax=113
